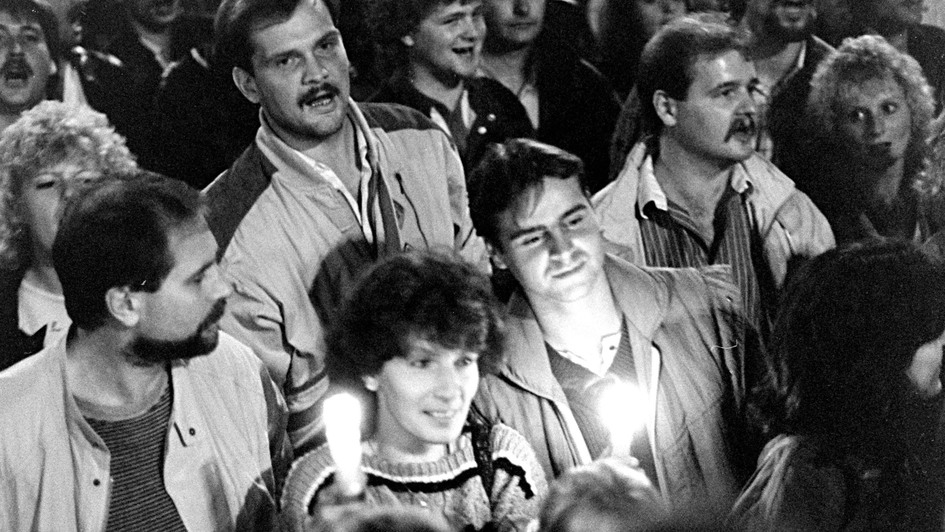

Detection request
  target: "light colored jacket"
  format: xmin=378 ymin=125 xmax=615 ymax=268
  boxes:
xmin=474 ymin=256 xmax=752 ymax=512
xmin=592 ymin=142 xmax=835 ymax=289
xmin=0 ymin=332 xmax=288 ymax=532
xmin=205 ymin=101 xmax=486 ymax=453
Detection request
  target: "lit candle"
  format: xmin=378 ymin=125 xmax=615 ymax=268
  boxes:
xmin=324 ymin=393 xmax=364 ymax=497
xmin=598 ymin=380 xmax=646 ymax=458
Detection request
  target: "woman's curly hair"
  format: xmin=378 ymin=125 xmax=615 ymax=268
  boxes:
xmin=0 ymin=101 xmax=137 ymax=270
xmin=807 ymin=35 xmax=937 ymax=197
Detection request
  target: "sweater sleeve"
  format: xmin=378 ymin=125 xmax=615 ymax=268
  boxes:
xmin=488 ymin=424 xmax=548 ymax=532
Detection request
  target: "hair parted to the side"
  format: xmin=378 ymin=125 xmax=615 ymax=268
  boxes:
xmin=759 ymin=240 xmax=945 ymax=457
xmin=0 ymin=101 xmax=137 ymax=271
xmin=468 ymin=138 xmax=585 ymax=249
xmin=53 ymin=172 xmax=206 ymax=331
xmin=637 ymin=12 xmax=748 ymax=138
xmin=213 ymin=0 xmax=339 ymax=74
xmin=807 ymin=35 xmax=937 ymax=197
xmin=326 ymin=250 xmax=505 ymax=407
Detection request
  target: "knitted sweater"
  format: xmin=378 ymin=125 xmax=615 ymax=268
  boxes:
xmin=281 ymin=423 xmax=546 ymax=532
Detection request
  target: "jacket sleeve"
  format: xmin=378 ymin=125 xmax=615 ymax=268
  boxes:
xmin=219 ymin=261 xmax=328 ymax=456
xmin=767 ymin=190 xmax=836 ymax=288
xmin=438 ymin=135 xmax=489 ymax=272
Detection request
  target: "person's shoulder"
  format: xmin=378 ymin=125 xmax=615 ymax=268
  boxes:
xmin=357 ymin=101 xmax=443 ymax=134
xmin=0 ymin=344 xmax=63 ymax=422
xmin=184 ymin=332 xmax=265 ymax=385
xmin=204 ymin=142 xmax=276 ymax=250
xmin=489 ymin=423 xmax=546 ymax=495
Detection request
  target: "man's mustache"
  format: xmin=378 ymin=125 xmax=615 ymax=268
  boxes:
xmin=298 ymin=84 xmax=340 ymax=107
xmin=724 ymin=115 xmax=758 ymax=141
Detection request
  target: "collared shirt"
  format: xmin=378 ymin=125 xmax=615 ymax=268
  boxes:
xmin=636 ymin=158 xmax=765 ymax=333
xmin=549 ymin=328 xmax=622 ymax=377
xmin=256 ymin=108 xmax=386 ymax=248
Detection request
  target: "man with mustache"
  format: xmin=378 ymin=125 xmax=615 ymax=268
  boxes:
xmin=0 ymin=173 xmax=290 ymax=530
xmin=0 ymin=0 xmax=59 ymax=132
xmin=469 ymin=138 xmax=755 ymax=515
xmin=594 ymin=15 xmax=833 ymax=345
xmin=731 ymin=0 xmax=834 ymax=186
xmin=209 ymin=0 xmax=486 ymax=454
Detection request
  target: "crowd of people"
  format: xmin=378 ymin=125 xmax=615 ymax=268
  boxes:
xmin=1 ymin=0 xmax=945 ymax=530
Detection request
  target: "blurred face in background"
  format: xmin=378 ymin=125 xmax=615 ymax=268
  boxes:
xmin=19 ymin=154 xmax=103 ymax=265
xmin=0 ymin=10 xmax=54 ymax=117
xmin=125 ymin=0 xmax=182 ymax=32
xmin=634 ymin=0 xmax=687 ymax=40
xmin=835 ymin=75 xmax=912 ymax=173
xmin=745 ymin=0 xmax=817 ymax=42
xmin=482 ymin=0 xmax=546 ymax=52
xmin=407 ymin=0 xmax=486 ymax=87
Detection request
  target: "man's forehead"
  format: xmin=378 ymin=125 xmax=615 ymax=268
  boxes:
xmin=0 ymin=10 xmax=44 ymax=29
xmin=249 ymin=0 xmax=335 ymax=57
xmin=503 ymin=176 xmax=587 ymax=226
xmin=690 ymin=50 xmax=754 ymax=84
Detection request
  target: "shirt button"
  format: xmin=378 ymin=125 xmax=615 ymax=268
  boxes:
xmin=93 ymin=479 xmax=101 ymax=486
xmin=189 ymin=428 xmax=196 ymax=436
xmin=477 ymin=126 xmax=487 ymax=135
xmin=486 ymin=113 xmax=496 ymax=122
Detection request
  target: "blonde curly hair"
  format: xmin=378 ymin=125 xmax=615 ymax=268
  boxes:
xmin=807 ymin=35 xmax=937 ymax=198
xmin=0 ymin=101 xmax=137 ymax=270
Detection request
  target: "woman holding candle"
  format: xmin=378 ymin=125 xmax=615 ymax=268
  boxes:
xmin=731 ymin=240 xmax=945 ymax=529
xmin=281 ymin=251 xmax=547 ymax=532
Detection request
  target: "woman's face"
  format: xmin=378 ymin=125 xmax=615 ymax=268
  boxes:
xmin=633 ymin=0 xmax=687 ymax=40
xmin=408 ymin=0 xmax=486 ymax=86
xmin=20 ymin=155 xmax=101 ymax=262
xmin=836 ymin=75 xmax=912 ymax=172
xmin=906 ymin=327 xmax=945 ymax=399
xmin=367 ymin=338 xmax=481 ymax=462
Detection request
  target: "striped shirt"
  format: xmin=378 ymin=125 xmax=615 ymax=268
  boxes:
xmin=84 ymin=384 xmax=187 ymax=532
xmin=637 ymin=182 xmax=768 ymax=338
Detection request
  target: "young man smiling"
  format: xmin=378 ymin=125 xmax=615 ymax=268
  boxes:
xmin=209 ymin=0 xmax=485 ymax=454
xmin=470 ymin=138 xmax=757 ymax=515
xmin=594 ymin=15 xmax=833 ymax=343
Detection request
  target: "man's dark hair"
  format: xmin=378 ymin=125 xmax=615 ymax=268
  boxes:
xmin=214 ymin=0 xmax=339 ymax=73
xmin=468 ymin=138 xmax=585 ymax=249
xmin=637 ymin=13 xmax=747 ymax=137
xmin=1 ymin=0 xmax=62 ymax=61
xmin=53 ymin=172 xmax=206 ymax=330
xmin=327 ymin=251 xmax=505 ymax=394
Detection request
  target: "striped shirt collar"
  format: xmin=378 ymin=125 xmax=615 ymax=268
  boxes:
xmin=636 ymin=152 xmax=754 ymax=218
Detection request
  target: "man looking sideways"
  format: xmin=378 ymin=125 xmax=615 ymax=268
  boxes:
xmin=210 ymin=0 xmax=484 ymax=453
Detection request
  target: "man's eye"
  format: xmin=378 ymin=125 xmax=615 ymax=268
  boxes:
xmin=565 ymin=215 xmax=585 ymax=227
xmin=275 ymin=56 xmax=298 ymax=68
xmin=34 ymin=180 xmax=57 ymax=190
xmin=411 ymin=359 xmax=433 ymax=369
xmin=457 ymin=355 xmax=479 ymax=368
xmin=882 ymin=102 xmax=899 ymax=114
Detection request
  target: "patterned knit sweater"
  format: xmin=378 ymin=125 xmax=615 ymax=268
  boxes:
xmin=281 ymin=423 xmax=547 ymax=531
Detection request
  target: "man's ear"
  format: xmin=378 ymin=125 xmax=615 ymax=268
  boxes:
xmin=486 ymin=242 xmax=509 ymax=270
xmin=105 ymin=286 xmax=141 ymax=328
xmin=232 ymin=66 xmax=261 ymax=104
xmin=653 ymin=89 xmax=678 ymax=128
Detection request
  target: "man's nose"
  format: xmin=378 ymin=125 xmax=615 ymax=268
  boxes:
xmin=302 ymin=55 xmax=329 ymax=84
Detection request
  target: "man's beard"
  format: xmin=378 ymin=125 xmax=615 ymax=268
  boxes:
xmin=128 ymin=299 xmax=226 ymax=365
